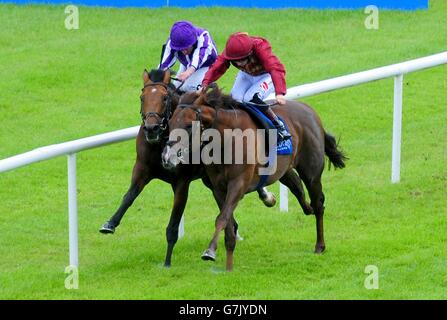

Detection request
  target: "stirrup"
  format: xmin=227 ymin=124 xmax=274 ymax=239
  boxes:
xmin=275 ymin=121 xmax=291 ymax=140
xmin=278 ymin=129 xmax=291 ymax=140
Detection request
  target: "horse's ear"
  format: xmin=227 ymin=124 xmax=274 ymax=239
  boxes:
xmin=207 ymin=83 xmax=221 ymax=98
xmin=143 ymin=69 xmax=151 ymax=84
xmin=204 ymin=82 xmax=218 ymax=93
xmin=162 ymin=69 xmax=171 ymax=84
xmin=208 ymin=82 xmax=218 ymax=90
xmin=203 ymin=84 xmax=222 ymax=108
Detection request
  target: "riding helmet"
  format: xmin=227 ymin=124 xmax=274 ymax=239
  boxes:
xmin=221 ymin=32 xmax=254 ymax=60
xmin=170 ymin=21 xmax=197 ymax=51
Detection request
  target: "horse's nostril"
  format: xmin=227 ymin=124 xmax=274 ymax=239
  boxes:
xmin=145 ymin=124 xmax=160 ymax=133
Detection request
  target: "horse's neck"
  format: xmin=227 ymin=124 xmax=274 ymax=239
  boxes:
xmin=213 ymin=108 xmax=249 ymax=129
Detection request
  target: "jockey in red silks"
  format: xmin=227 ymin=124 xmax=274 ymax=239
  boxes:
xmin=159 ymin=21 xmax=218 ymax=92
xmin=202 ymin=32 xmax=290 ymax=139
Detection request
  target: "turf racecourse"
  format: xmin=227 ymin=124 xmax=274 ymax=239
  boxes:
xmin=0 ymin=2 xmax=446 ymax=299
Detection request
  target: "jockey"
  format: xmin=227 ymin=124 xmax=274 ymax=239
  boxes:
xmin=158 ymin=21 xmax=218 ymax=93
xmin=201 ymin=32 xmax=291 ymax=140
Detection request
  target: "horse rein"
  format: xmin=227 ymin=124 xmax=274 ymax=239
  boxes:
xmin=170 ymin=76 xmax=186 ymax=91
xmin=175 ymin=103 xmax=218 ymax=150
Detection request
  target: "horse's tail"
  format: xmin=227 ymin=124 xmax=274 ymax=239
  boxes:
xmin=324 ymin=132 xmax=348 ymax=169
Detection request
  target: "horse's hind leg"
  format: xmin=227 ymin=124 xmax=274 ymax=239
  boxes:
xmin=279 ymin=169 xmax=313 ymax=215
xmin=299 ymin=171 xmax=326 ymax=253
xmin=257 ymin=187 xmax=276 ymax=207
xmin=100 ymin=161 xmax=151 ymax=234
xmin=164 ymin=179 xmax=190 ymax=267
xmin=224 ymin=216 xmax=237 ymax=272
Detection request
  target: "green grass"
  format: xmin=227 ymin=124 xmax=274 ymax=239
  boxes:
xmin=0 ymin=2 xmax=447 ymax=299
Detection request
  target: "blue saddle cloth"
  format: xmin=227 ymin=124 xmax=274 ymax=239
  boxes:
xmin=239 ymin=102 xmax=293 ymax=155
xmin=239 ymin=102 xmax=293 ymax=190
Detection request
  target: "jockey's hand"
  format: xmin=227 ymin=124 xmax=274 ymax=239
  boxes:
xmin=177 ymin=67 xmax=195 ymax=81
xmin=276 ymin=94 xmax=287 ymax=105
xmin=197 ymin=84 xmax=208 ymax=94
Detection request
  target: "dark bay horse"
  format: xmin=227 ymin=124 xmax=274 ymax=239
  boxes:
xmin=100 ymin=69 xmax=275 ymax=267
xmin=162 ymin=87 xmax=347 ymax=271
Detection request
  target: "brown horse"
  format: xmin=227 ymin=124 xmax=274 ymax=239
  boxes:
xmin=162 ymin=86 xmax=347 ymax=271
xmin=100 ymin=69 xmax=275 ymax=267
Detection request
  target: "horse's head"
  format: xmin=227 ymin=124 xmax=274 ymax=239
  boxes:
xmin=161 ymin=86 xmax=225 ymax=170
xmin=140 ymin=69 xmax=178 ymax=143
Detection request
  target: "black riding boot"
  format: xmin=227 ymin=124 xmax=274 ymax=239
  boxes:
xmin=264 ymin=107 xmax=292 ymax=140
xmin=249 ymin=94 xmax=291 ymax=140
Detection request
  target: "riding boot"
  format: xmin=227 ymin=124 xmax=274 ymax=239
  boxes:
xmin=263 ymin=107 xmax=291 ymax=140
xmin=249 ymin=94 xmax=291 ymax=140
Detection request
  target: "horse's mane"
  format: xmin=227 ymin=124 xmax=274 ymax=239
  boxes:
xmin=203 ymin=85 xmax=242 ymax=110
xmin=179 ymin=91 xmax=200 ymax=105
xmin=148 ymin=69 xmax=165 ymax=82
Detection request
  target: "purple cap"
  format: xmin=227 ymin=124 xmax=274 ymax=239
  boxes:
xmin=170 ymin=21 xmax=197 ymax=51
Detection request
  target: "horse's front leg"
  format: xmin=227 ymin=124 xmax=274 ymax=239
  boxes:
xmin=164 ymin=179 xmax=190 ymax=267
xmin=202 ymin=181 xmax=245 ymax=271
xmin=100 ymin=160 xmax=151 ymax=234
xmin=203 ymin=176 xmax=243 ymax=241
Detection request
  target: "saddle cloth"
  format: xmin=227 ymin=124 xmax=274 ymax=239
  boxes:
xmin=239 ymin=102 xmax=293 ymax=190
xmin=239 ymin=102 xmax=292 ymax=155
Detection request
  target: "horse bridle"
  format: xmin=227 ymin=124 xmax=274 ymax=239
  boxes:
xmin=173 ymin=103 xmax=215 ymax=151
xmin=140 ymin=82 xmax=174 ymax=131
xmin=177 ymin=103 xmax=212 ymax=132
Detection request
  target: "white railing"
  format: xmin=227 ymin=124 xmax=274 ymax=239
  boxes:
xmin=0 ymin=126 xmax=139 ymax=267
xmin=1 ymin=51 xmax=446 ymax=266
xmin=268 ymin=51 xmax=447 ymax=212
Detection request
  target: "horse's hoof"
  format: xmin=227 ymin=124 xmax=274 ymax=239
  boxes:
xmin=314 ymin=245 xmax=326 ymax=254
xmin=262 ymin=192 xmax=276 ymax=207
xmin=201 ymin=249 xmax=216 ymax=261
xmin=99 ymin=222 xmax=115 ymax=234
xmin=303 ymin=205 xmax=314 ymax=215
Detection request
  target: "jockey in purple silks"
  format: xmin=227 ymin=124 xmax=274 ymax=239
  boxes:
xmin=158 ymin=21 xmax=218 ymax=92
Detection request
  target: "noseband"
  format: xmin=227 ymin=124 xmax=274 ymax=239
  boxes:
xmin=140 ymin=82 xmax=174 ymax=131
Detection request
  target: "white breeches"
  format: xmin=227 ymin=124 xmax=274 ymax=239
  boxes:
xmin=230 ymin=71 xmax=275 ymax=103
xmin=172 ymin=65 xmax=209 ymax=92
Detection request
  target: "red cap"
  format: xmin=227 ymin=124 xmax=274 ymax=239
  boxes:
xmin=221 ymin=32 xmax=254 ymax=60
